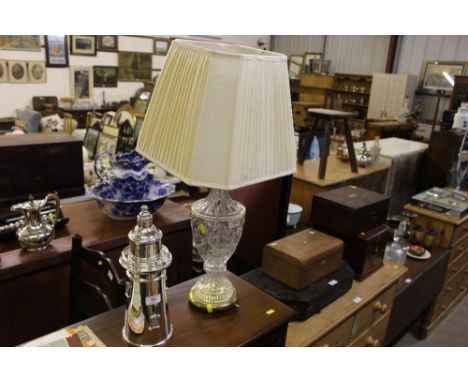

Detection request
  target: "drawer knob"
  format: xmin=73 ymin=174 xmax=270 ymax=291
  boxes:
xmin=459 ymin=286 xmax=467 ymax=292
xmin=365 ymin=336 xmax=380 ymax=347
xmin=374 ymin=301 xmax=388 ymax=313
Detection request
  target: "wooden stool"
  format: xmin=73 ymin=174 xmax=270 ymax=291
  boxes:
xmin=298 ymin=108 xmax=358 ymax=180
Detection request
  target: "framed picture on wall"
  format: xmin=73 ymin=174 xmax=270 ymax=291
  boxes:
xmin=97 ymin=35 xmax=118 ymax=52
xmin=70 ymin=66 xmax=93 ymax=100
xmin=419 ymin=60 xmax=467 ymax=94
xmin=153 ymin=38 xmax=170 ymax=55
xmin=93 ymin=66 xmax=118 ymax=87
xmin=303 ymin=52 xmax=322 ymax=74
xmin=0 ymin=59 xmax=7 ymax=83
xmin=70 ymin=35 xmax=97 ymax=56
xmin=0 ymin=35 xmax=41 ymax=51
xmin=8 ymin=60 xmax=28 ymax=84
xmin=288 ymin=55 xmax=304 ymax=78
xmin=118 ymin=52 xmax=152 ymax=82
xmin=28 ymin=61 xmax=47 ymax=84
xmin=45 ymin=35 xmax=69 ymax=68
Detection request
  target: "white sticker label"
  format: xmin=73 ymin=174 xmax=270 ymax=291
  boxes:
xmin=146 ymin=295 xmax=161 ymax=306
xmin=107 ymin=270 xmax=113 ymax=281
xmin=405 ymin=278 xmax=412 ymax=284
xmin=353 ymin=296 xmax=363 ymax=304
xmin=328 ymin=279 xmax=338 ymax=286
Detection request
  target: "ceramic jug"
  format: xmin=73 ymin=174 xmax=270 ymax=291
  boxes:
xmin=11 ymin=192 xmax=60 ymax=252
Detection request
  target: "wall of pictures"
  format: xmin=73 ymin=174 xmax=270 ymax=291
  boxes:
xmin=0 ymin=35 xmax=270 ymax=118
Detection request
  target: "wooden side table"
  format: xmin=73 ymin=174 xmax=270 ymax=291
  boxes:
xmin=286 ymin=261 xmax=407 ymax=347
xmin=23 ymin=272 xmax=296 ymax=347
xmin=298 ymin=108 xmax=358 ymax=180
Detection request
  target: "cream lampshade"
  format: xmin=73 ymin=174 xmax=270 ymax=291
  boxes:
xmin=137 ymin=39 xmax=296 ymax=313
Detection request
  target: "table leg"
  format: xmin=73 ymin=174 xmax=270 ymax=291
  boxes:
xmin=344 ymin=119 xmax=358 ymax=173
xmin=318 ymin=120 xmax=331 ymax=179
xmin=298 ymin=117 xmax=319 ymax=165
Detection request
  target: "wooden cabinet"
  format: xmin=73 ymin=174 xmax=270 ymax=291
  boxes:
xmin=404 ymin=202 xmax=468 ymax=336
xmin=367 ymin=73 xmax=418 ymax=119
xmin=290 ymin=73 xmax=335 ymax=108
xmin=286 ymin=261 xmax=406 ymax=346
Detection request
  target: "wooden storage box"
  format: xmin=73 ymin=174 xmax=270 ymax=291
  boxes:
xmin=312 ymin=185 xmax=390 ymax=238
xmin=344 ymin=225 xmax=389 ymax=281
xmin=243 ymin=261 xmax=354 ymax=320
xmin=0 ymin=133 xmax=84 ymax=208
xmin=261 ymin=229 xmax=343 ymax=290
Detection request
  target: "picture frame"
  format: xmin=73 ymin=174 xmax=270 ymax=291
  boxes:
xmin=153 ymin=38 xmax=171 ymax=55
xmin=97 ymin=35 xmax=118 ymax=52
xmin=70 ymin=35 xmax=97 ymax=56
xmin=28 ymin=61 xmax=47 ymax=84
xmin=45 ymin=35 xmax=69 ymax=68
xmin=419 ymin=60 xmax=468 ymax=94
xmin=0 ymin=59 xmax=7 ymax=83
xmin=83 ymin=127 xmax=100 ymax=159
xmin=8 ymin=60 xmax=28 ymax=84
xmin=288 ymin=55 xmax=304 ymax=78
xmin=118 ymin=51 xmax=152 ymax=82
xmin=303 ymin=52 xmax=323 ymax=74
xmin=0 ymin=35 xmax=41 ymax=51
xmin=70 ymin=66 xmax=93 ymax=100
xmin=93 ymin=66 xmax=118 ymax=87
xmin=95 ymin=132 xmax=118 ymax=156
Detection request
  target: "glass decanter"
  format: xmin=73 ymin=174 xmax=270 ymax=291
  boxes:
xmin=189 ymin=189 xmax=245 ymax=312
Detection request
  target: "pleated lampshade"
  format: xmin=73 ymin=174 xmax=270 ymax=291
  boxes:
xmin=136 ymin=39 xmax=296 ymax=190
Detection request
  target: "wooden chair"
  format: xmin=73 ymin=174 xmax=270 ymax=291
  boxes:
xmin=69 ymin=234 xmax=126 ymax=324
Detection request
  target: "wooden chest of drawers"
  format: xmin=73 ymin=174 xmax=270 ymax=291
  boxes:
xmin=404 ymin=203 xmax=468 ymax=335
xmin=286 ymin=261 xmax=406 ymax=346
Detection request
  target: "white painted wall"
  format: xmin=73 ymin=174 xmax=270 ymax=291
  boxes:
xmin=0 ymin=35 xmax=269 ymax=118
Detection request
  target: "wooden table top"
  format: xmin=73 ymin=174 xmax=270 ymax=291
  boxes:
xmin=395 ymin=246 xmax=449 ymax=294
xmin=404 ymin=203 xmax=468 ymax=226
xmin=286 ymin=261 xmax=407 ymax=346
xmin=45 ymin=272 xmax=295 ymax=347
xmin=294 ymin=156 xmax=391 ymax=187
xmin=0 ymin=199 xmax=190 ymax=280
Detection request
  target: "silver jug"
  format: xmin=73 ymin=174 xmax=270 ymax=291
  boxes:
xmin=10 ymin=193 xmax=60 ymax=252
xmin=119 ymin=205 xmax=173 ymax=346
xmin=357 ymin=142 xmax=373 ymax=167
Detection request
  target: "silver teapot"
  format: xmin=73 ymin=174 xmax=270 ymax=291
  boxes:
xmin=10 ymin=193 xmax=60 ymax=252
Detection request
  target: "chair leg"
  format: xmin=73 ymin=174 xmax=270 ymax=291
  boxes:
xmin=298 ymin=116 xmax=319 ymax=165
xmin=344 ymin=119 xmax=358 ymax=173
xmin=318 ymin=120 xmax=332 ymax=180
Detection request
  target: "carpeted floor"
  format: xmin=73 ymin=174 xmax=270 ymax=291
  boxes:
xmin=395 ymin=295 xmax=468 ymax=347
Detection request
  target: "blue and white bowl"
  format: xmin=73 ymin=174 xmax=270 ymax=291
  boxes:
xmin=90 ymin=179 xmax=176 ymax=220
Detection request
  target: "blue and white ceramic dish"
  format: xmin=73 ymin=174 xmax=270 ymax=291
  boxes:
xmin=90 ymin=179 xmax=176 ymax=220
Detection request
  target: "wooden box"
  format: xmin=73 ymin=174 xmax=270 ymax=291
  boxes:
xmin=312 ymin=185 xmax=390 ymax=238
xmin=344 ymin=225 xmax=389 ymax=281
xmin=261 ymin=229 xmax=343 ymax=290
xmin=243 ymin=261 xmax=354 ymax=320
xmin=0 ymin=133 xmax=84 ymax=208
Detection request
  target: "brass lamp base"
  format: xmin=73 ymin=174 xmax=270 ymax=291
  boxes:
xmin=188 ymin=284 xmax=238 ymax=313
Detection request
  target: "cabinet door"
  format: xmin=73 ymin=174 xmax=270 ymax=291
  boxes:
xmin=386 ymin=74 xmax=408 ymax=119
xmin=367 ymin=74 xmax=389 ymax=119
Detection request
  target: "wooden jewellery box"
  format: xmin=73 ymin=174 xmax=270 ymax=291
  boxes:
xmin=261 ymin=229 xmax=343 ymax=290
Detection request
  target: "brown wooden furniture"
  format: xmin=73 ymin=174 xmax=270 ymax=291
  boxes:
xmin=286 ymin=260 xmax=407 ymax=346
xmin=290 ymin=73 xmax=335 ymax=108
xmin=364 ymin=120 xmax=416 ymax=140
xmin=29 ymin=272 xmax=296 ymax=346
xmin=291 ymin=156 xmax=391 ymax=224
xmin=333 ymin=73 xmax=372 ymax=125
xmin=69 ymin=234 xmax=125 ymax=324
xmin=449 ymin=76 xmax=468 ymax=111
xmin=291 ymin=101 xmax=324 ymax=129
xmin=385 ymin=246 xmax=450 ymax=345
xmin=404 ymin=203 xmax=468 ymax=336
xmin=59 ymin=106 xmax=117 ymax=129
xmin=0 ymin=199 xmax=192 ymax=346
xmin=0 ymin=133 xmax=85 ymax=208
xmin=299 ymin=109 xmax=358 ymax=181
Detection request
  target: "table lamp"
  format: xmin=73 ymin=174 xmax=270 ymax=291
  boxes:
xmin=137 ymin=39 xmax=296 ymax=312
